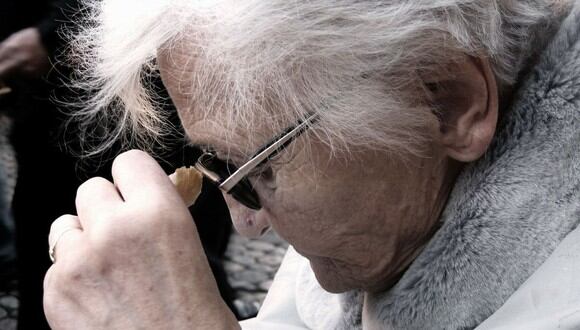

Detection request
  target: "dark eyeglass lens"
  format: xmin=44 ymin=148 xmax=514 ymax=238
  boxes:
xmin=199 ymin=153 xmax=262 ymax=210
xmin=199 ymin=153 xmax=238 ymax=178
xmin=229 ymin=182 xmax=262 ymax=210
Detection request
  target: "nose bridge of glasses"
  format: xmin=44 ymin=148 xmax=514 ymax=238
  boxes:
xmin=194 ymin=162 xmax=221 ymax=184
xmin=195 ymin=153 xmax=238 ymax=186
xmin=195 ymin=153 xmax=263 ymax=209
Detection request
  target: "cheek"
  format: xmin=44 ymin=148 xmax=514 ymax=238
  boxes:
xmin=266 ymin=166 xmax=394 ymax=259
xmin=265 ymin=173 xmax=358 ymax=254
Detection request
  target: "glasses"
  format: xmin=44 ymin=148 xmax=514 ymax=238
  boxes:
xmin=195 ymin=113 xmax=320 ymax=210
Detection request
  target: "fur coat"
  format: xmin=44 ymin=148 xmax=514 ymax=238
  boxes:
xmin=349 ymin=3 xmax=580 ymax=329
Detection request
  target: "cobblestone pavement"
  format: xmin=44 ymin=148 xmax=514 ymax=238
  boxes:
xmin=226 ymin=232 xmax=288 ymax=319
xmin=0 ymin=280 xmax=18 ymax=330
xmin=0 ymin=115 xmax=18 ymax=330
xmin=0 ymin=115 xmax=16 ymax=206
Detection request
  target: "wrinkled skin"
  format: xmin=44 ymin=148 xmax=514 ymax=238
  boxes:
xmin=227 ymin=144 xmax=456 ymax=293
xmin=44 ymin=25 xmax=497 ymax=330
xmin=44 ymin=151 xmax=239 ymax=329
xmin=158 ymin=50 xmax=460 ymax=293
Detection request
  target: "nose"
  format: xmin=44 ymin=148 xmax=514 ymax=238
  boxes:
xmin=224 ymin=195 xmax=271 ymax=238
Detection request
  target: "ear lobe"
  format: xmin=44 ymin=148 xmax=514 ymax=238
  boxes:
xmin=430 ymin=57 xmax=499 ymax=162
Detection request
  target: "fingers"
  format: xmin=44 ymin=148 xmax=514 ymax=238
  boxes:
xmin=48 ymin=215 xmax=83 ymax=263
xmin=111 ymin=150 xmax=179 ymax=203
xmin=76 ymin=177 xmax=123 ymax=229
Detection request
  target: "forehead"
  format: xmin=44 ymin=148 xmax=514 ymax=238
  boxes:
xmin=183 ymin=120 xmax=259 ymax=159
xmin=158 ymin=46 xmax=306 ymax=158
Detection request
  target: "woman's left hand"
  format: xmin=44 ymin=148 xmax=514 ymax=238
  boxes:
xmin=43 ymin=150 xmax=239 ymax=330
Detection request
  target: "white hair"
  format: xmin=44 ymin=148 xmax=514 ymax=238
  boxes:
xmin=70 ymin=0 xmax=566 ymax=157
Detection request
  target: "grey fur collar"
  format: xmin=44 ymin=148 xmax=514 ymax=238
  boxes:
xmin=339 ymin=5 xmax=580 ymax=330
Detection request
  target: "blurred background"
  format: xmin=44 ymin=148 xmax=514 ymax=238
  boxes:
xmin=0 ymin=1 xmax=287 ymax=329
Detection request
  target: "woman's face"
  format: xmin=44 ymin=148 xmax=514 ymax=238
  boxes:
xmin=159 ymin=55 xmax=457 ymax=294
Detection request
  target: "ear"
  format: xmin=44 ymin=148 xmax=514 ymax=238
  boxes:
xmin=428 ymin=57 xmax=499 ymax=162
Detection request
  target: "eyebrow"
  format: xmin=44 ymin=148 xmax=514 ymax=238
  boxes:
xmin=219 ymin=113 xmax=320 ymax=191
xmin=188 ymin=112 xmax=319 ymax=169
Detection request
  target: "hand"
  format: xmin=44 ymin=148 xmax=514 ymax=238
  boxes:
xmin=0 ymin=27 xmax=50 ymax=80
xmin=43 ymin=150 xmax=239 ymax=330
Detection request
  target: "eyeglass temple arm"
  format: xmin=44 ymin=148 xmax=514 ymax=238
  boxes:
xmin=219 ymin=113 xmax=320 ymax=192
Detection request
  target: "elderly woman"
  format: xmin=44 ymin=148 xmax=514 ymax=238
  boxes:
xmin=43 ymin=0 xmax=580 ymax=329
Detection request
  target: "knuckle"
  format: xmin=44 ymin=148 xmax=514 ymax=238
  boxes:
xmin=112 ymin=150 xmax=155 ymax=180
xmin=89 ymin=219 xmax=146 ymax=254
xmin=56 ymin=253 xmax=89 ymax=284
xmin=57 ymin=264 xmax=78 ymax=284
xmin=50 ymin=214 xmax=76 ymax=232
xmin=90 ymin=232 xmax=140 ymax=263
xmin=58 ymin=243 xmax=110 ymax=278
xmin=112 ymin=149 xmax=147 ymax=169
xmin=85 ymin=202 xmax=178 ymax=255
xmin=76 ymin=177 xmax=108 ymax=200
xmin=89 ymin=223 xmax=119 ymax=251
xmin=92 ymin=207 xmax=120 ymax=225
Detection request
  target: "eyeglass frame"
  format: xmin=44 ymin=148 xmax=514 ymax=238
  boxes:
xmin=194 ymin=112 xmax=320 ymax=210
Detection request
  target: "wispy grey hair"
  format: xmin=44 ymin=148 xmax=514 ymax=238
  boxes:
xmin=70 ymin=0 xmax=566 ymax=157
